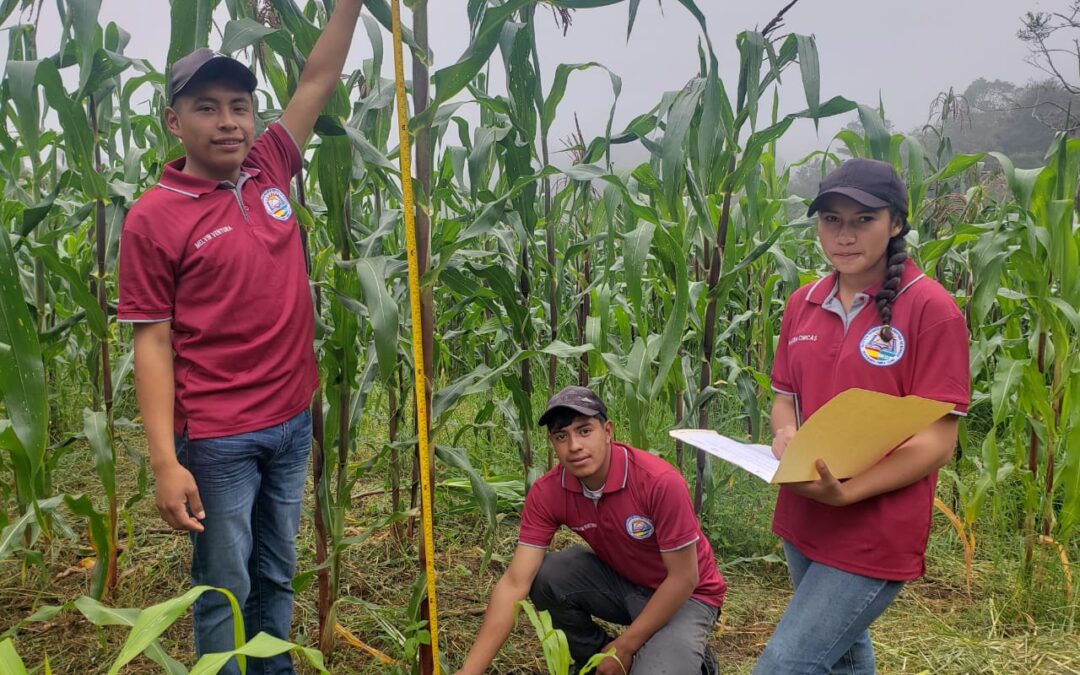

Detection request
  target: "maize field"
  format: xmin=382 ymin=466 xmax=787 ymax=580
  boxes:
xmin=0 ymin=0 xmax=1077 ymax=673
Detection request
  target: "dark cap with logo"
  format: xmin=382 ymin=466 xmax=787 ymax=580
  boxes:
xmin=538 ymin=386 xmax=608 ymax=427
xmin=807 ymin=158 xmax=909 ymax=217
xmin=168 ymin=48 xmax=258 ymax=104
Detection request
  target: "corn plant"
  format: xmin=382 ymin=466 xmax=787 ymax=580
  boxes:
xmin=6 ymin=585 xmax=328 ymax=674
xmin=2 ymin=2 xmax=1080 ymax=673
xmin=515 ymin=599 xmax=623 ymax=675
xmin=0 ymin=0 xmax=149 ymax=596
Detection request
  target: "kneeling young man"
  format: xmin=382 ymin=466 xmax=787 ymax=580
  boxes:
xmin=457 ymin=387 xmax=726 ymax=675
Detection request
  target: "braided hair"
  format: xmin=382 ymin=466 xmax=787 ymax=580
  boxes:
xmin=875 ymin=206 xmax=910 ymax=343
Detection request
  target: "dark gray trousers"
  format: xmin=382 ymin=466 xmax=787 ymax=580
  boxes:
xmin=529 ymin=546 xmax=719 ymax=674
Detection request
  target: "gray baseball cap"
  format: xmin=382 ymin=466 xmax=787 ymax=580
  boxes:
xmin=538 ymin=386 xmax=608 ymax=427
xmin=807 ymin=158 xmax=909 ymax=217
xmin=168 ymin=48 xmax=257 ymax=104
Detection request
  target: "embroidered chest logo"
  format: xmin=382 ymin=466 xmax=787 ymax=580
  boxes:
xmin=859 ymin=326 xmax=906 ymax=367
xmin=261 ymin=187 xmax=293 ymax=221
xmin=625 ymin=515 xmax=654 ymax=540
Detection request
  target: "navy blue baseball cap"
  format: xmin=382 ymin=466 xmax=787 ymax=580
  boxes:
xmin=807 ymin=158 xmax=909 ymax=217
xmin=538 ymin=386 xmax=608 ymax=427
xmin=168 ymin=48 xmax=257 ymax=104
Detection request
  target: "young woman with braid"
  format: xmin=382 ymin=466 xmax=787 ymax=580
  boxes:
xmin=753 ymin=159 xmax=970 ymax=674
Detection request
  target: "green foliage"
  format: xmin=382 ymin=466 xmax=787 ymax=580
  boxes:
xmin=6 ymin=586 xmax=326 ymax=673
xmin=515 ymin=600 xmax=573 ymax=675
xmin=0 ymin=225 xmax=48 ymax=511
xmin=0 ymin=1 xmax=1077 ymax=671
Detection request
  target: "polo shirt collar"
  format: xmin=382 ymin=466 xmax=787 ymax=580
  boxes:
xmin=157 ymin=157 xmax=262 ymax=198
xmin=806 ymin=258 xmax=924 ymax=306
xmin=560 ymin=443 xmax=630 ymax=494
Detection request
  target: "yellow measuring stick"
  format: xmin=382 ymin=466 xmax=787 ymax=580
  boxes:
xmin=388 ymin=0 xmax=441 ymax=672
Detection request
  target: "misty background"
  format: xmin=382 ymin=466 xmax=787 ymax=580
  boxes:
xmin=2 ymin=0 xmax=1075 ymax=192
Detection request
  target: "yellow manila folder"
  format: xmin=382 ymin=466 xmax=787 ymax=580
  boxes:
xmin=770 ymin=389 xmax=955 ymax=484
xmin=668 ymin=389 xmax=954 ymax=484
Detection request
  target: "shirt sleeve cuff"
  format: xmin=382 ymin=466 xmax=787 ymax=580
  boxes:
xmin=517 ymin=541 xmax=549 ymax=550
xmin=911 ymin=392 xmax=969 ymax=416
xmin=117 ymin=311 xmax=172 ymax=323
xmin=659 ymin=535 xmax=699 ymax=553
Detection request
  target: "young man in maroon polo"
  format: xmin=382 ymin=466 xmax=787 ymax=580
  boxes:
xmin=117 ymin=3 xmax=366 ymax=672
xmin=457 ymin=387 xmax=725 ymax=675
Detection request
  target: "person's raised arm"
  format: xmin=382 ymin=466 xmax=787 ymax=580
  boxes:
xmin=456 ymin=545 xmax=546 ymax=675
xmin=279 ymin=0 xmax=365 ymax=148
xmin=134 ymin=322 xmax=204 ymax=532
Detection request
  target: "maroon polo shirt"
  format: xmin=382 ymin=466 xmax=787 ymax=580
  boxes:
xmin=519 ymin=442 xmax=727 ymax=608
xmin=771 ymin=259 xmax=970 ymax=580
xmin=118 ymin=123 xmax=318 ymax=439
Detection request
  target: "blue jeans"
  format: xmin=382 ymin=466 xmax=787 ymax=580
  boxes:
xmin=176 ymin=409 xmax=312 ymax=675
xmin=752 ymin=541 xmax=904 ymax=675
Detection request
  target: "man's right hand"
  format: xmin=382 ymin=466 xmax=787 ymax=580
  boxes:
xmin=771 ymin=425 xmax=797 ymax=460
xmin=154 ymin=462 xmax=206 ymax=531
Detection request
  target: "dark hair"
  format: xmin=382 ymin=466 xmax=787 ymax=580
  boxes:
xmin=545 ymin=408 xmax=607 ymax=433
xmin=875 ymin=206 xmax=910 ymax=342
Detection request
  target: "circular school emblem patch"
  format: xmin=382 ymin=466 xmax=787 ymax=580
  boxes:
xmin=625 ymin=515 xmax=655 ymax=540
xmin=859 ymin=326 xmax=906 ymax=367
xmin=261 ymin=187 xmax=293 ymax=221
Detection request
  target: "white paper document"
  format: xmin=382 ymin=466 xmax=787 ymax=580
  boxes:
xmin=669 ymin=429 xmax=778 ymax=482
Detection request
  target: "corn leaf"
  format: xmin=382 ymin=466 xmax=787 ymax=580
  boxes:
xmin=0 ymin=229 xmax=47 ymax=504
xmin=107 ymin=586 xmax=245 ymax=675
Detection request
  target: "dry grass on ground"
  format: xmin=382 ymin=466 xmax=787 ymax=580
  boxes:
xmin=2 ymin=437 xmax=1078 ymax=674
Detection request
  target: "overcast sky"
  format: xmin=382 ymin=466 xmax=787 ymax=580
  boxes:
xmin=0 ymin=0 xmax=1061 ymax=163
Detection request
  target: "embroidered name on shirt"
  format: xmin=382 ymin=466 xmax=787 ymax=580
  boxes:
xmin=788 ymin=334 xmax=818 ymax=345
xmin=193 ymin=225 xmax=234 ymax=250
xmin=570 ymin=523 xmax=598 ymax=532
